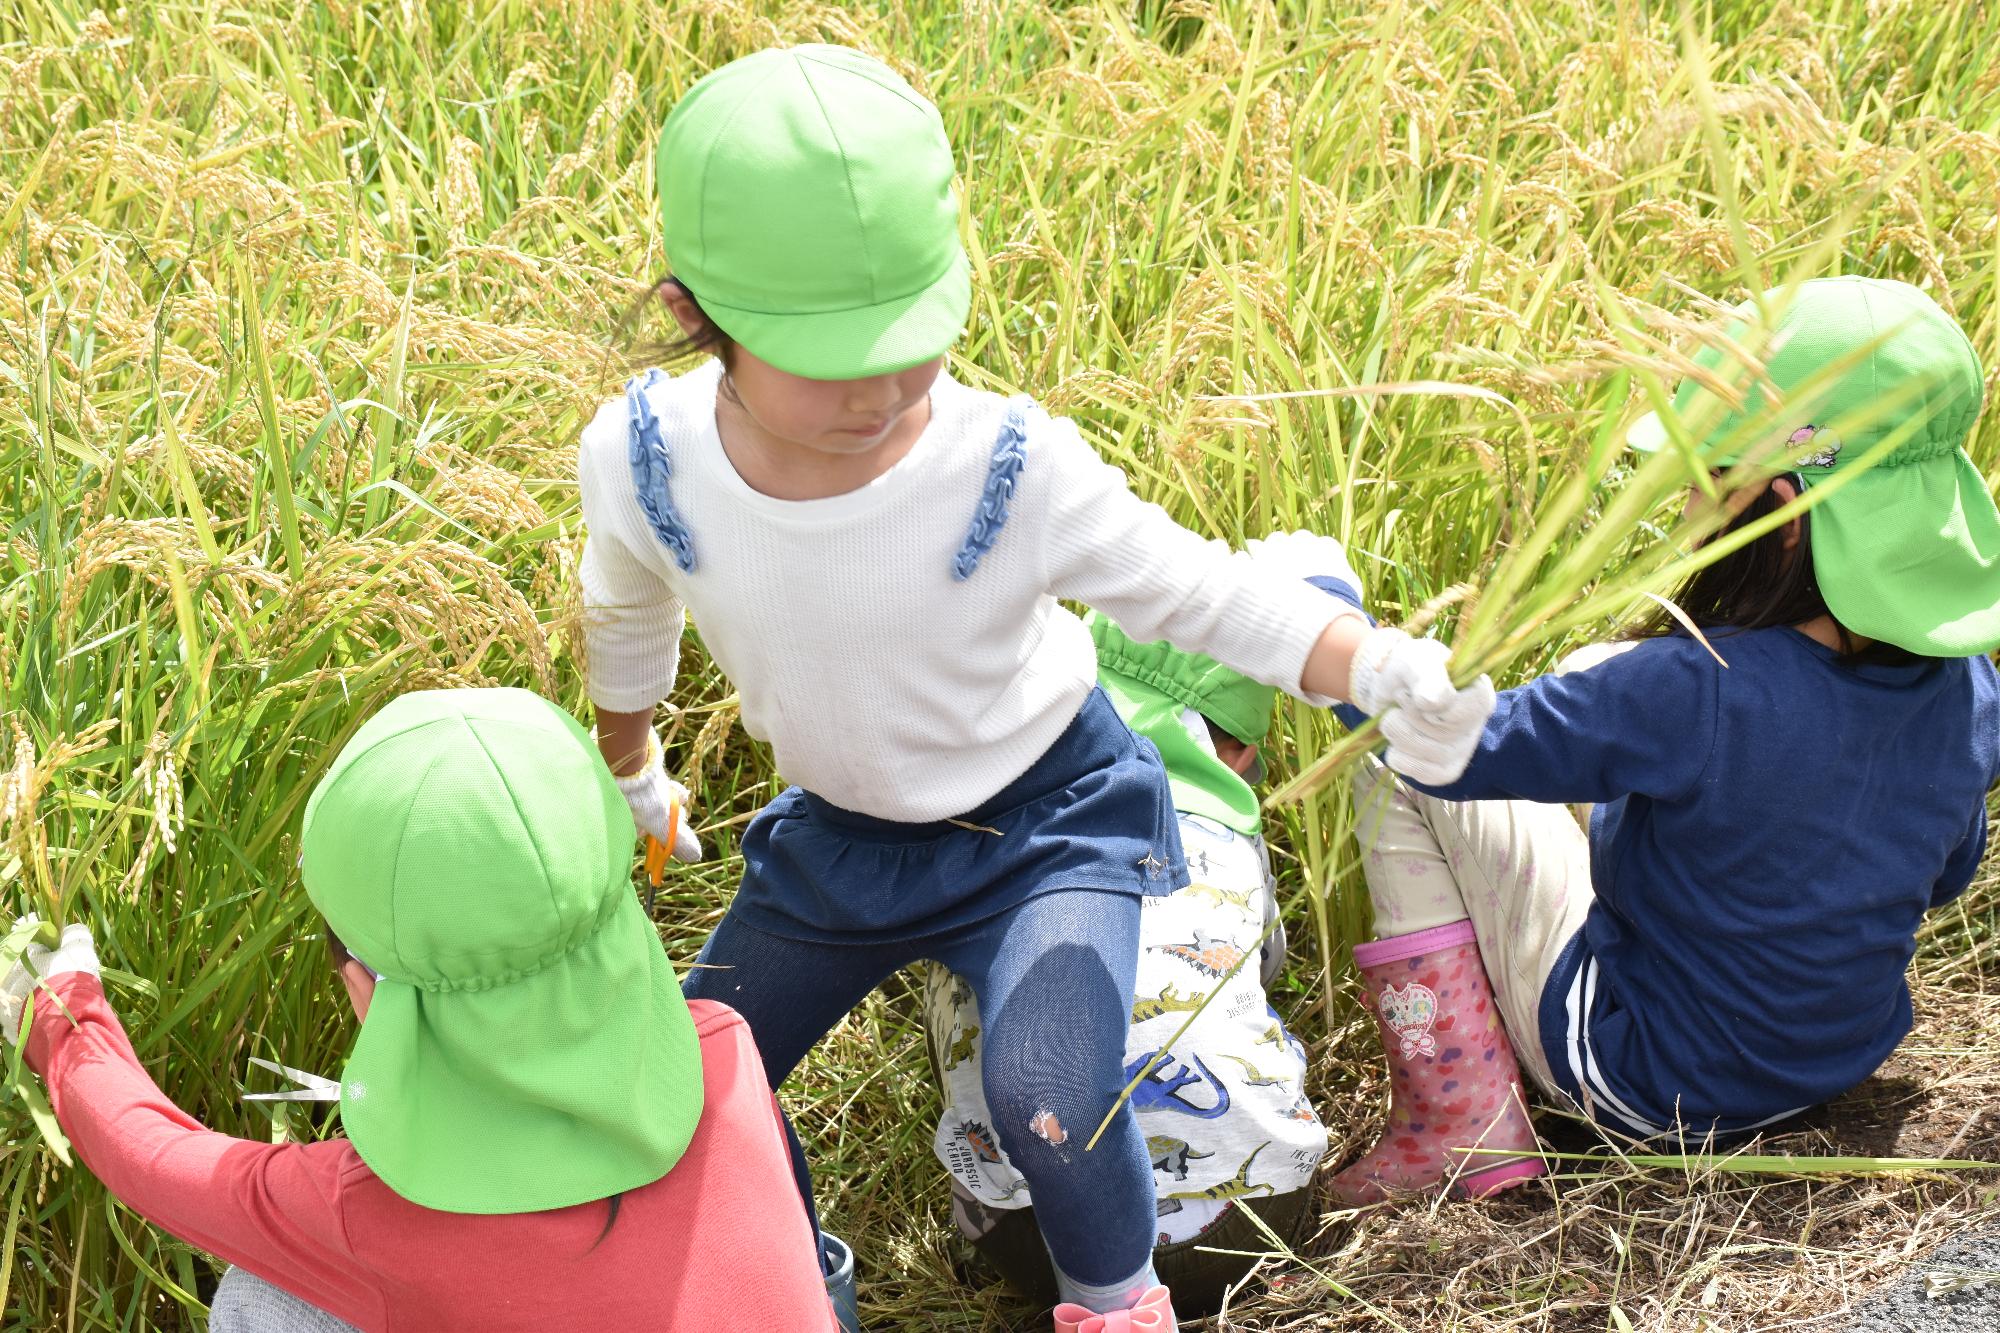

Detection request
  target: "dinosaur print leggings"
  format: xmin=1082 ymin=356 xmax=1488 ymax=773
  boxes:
xmin=683 ymin=887 xmax=1152 ymax=1289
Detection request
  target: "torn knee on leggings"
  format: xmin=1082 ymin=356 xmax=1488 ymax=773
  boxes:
xmin=984 ymin=1082 xmax=1079 ymax=1162
xmin=1029 ymin=1108 xmax=1067 ymax=1145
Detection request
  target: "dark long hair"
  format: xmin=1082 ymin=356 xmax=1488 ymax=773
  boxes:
xmin=1628 ymin=477 xmax=1918 ymax=666
xmin=619 ymin=275 xmax=734 ymax=367
xmin=322 ymin=924 xmax=624 ymax=1244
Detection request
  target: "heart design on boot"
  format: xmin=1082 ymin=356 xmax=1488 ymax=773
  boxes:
xmin=1379 ymin=981 xmax=1438 ymax=1059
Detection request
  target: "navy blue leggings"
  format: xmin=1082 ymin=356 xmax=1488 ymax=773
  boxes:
xmin=682 ymin=888 xmax=1152 ymax=1287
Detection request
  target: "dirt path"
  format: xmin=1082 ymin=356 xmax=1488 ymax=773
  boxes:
xmin=1838 ymin=1228 xmax=2000 ymax=1331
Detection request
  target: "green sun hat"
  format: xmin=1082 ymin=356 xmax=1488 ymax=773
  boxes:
xmin=1090 ymin=615 xmax=1278 ymax=836
xmin=300 ymin=688 xmax=702 ymax=1215
xmin=655 ymin=45 xmax=971 ymax=380
xmin=1627 ymin=276 xmax=2000 ymax=657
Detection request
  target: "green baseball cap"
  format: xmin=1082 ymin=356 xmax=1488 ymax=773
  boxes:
xmin=1628 ymin=277 xmax=2000 ymax=657
xmin=300 ymin=689 xmax=703 ymax=1215
xmin=655 ymin=45 xmax=971 ymax=380
xmin=1090 ymin=615 xmax=1278 ymax=835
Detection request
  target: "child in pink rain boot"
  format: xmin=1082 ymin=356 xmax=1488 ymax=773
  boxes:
xmin=1334 ymin=919 xmax=1543 ymax=1202
xmin=1331 ymin=278 xmax=2000 ymax=1205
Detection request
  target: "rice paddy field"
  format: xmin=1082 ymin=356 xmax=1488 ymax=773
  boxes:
xmin=3 ymin=0 xmax=2000 ymax=1328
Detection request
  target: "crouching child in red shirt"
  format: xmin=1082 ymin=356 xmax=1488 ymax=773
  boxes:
xmin=2 ymin=688 xmax=835 ymax=1332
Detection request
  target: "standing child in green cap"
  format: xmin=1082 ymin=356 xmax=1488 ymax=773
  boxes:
xmin=579 ymin=44 xmax=1496 ymax=1327
xmin=2 ymin=689 xmax=836 ymax=1331
xmin=1327 ymin=276 xmax=2000 ymax=1203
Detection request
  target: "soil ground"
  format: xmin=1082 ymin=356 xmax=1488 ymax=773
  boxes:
xmin=1836 ymin=1226 xmax=2000 ymax=1331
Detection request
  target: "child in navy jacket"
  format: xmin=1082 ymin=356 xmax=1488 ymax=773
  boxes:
xmin=1331 ymin=277 xmax=2000 ymax=1202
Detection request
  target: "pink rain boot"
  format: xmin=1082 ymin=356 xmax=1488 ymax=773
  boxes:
xmin=1331 ymin=920 xmax=1544 ymax=1204
xmin=1053 ymin=1286 xmax=1175 ymax=1332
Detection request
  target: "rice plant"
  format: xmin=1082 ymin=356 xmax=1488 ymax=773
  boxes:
xmin=2 ymin=0 xmax=1997 ymax=1327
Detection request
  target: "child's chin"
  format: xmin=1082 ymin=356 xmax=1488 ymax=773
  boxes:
xmin=819 ymin=425 xmax=894 ymax=451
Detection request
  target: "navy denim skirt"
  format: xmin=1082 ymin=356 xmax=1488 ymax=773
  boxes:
xmin=731 ymin=689 xmax=1190 ymax=944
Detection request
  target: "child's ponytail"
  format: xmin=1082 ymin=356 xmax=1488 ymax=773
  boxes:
xmin=619 ymin=276 xmax=734 ymax=368
xmin=1629 ymin=478 xmax=1918 ymax=666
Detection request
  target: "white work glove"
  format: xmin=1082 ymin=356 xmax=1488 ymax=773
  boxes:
xmin=612 ymin=736 xmax=703 ymax=863
xmin=2 ymin=916 xmax=102 ymax=1046
xmin=1348 ymin=626 xmax=1496 ymax=786
xmin=1242 ymin=529 xmax=1367 ymax=600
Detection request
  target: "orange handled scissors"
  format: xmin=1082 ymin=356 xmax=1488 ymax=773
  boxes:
xmin=641 ymin=799 xmax=683 ymax=913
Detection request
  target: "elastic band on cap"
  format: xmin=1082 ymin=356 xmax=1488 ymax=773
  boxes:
xmin=378 ymin=882 xmax=626 ymax=995
xmin=1866 ymin=433 xmax=1966 ymax=467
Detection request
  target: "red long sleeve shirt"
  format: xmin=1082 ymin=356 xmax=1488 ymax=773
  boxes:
xmin=27 ymin=974 xmax=835 ymax=1331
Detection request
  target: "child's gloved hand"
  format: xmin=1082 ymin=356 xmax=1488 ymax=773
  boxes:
xmin=1375 ymin=673 xmax=1496 ymax=786
xmin=1243 ymin=529 xmax=1366 ymax=599
xmin=1348 ymin=627 xmax=1496 ymax=786
xmin=2 ymin=915 xmax=102 ymax=1045
xmin=612 ymin=736 xmax=704 ymax=863
xmin=1348 ymin=626 xmax=1459 ymax=716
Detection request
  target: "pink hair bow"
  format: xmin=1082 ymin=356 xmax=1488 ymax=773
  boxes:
xmin=1052 ymin=1286 xmax=1175 ymax=1333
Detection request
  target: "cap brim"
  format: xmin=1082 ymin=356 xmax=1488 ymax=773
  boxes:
xmin=1627 ymin=407 xmax=1821 ymax=471
xmin=1807 ymin=450 xmax=2000 ymax=657
xmin=339 ymin=890 xmax=703 ymax=1214
xmin=702 ymin=249 xmax=971 ymax=380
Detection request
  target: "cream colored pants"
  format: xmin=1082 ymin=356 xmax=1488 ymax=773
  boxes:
xmin=1350 ymin=642 xmax=1635 ymax=1095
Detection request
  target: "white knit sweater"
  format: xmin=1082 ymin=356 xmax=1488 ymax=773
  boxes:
xmin=578 ymin=360 xmax=1346 ymax=822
